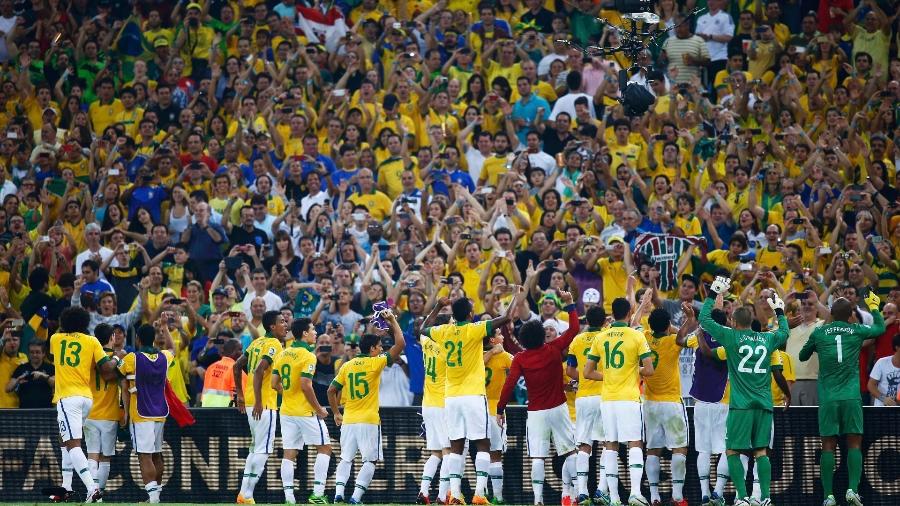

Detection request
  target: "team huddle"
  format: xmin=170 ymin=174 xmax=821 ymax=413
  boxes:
xmin=46 ymin=276 xmax=883 ymax=506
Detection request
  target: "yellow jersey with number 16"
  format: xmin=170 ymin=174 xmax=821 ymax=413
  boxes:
xmin=425 ymin=320 xmax=491 ymax=397
xmin=243 ymin=336 xmax=284 ymax=410
xmin=567 ymin=328 xmax=605 ymax=399
xmin=50 ymin=332 xmax=110 ymax=403
xmin=422 ymin=336 xmax=447 ymax=408
xmin=331 ymin=354 xmax=390 ymax=425
xmin=273 ymin=342 xmax=318 ymax=417
xmin=587 ymin=322 xmax=652 ymax=402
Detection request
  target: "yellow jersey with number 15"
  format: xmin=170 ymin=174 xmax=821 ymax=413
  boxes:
xmin=422 ymin=336 xmax=447 ymax=408
xmin=243 ymin=336 xmax=284 ymax=410
xmin=331 ymin=354 xmax=391 ymax=425
xmin=567 ymin=328 xmax=605 ymax=399
xmin=485 ymin=351 xmax=513 ymax=416
xmin=50 ymin=332 xmax=110 ymax=403
xmin=643 ymin=331 xmax=683 ymax=403
xmin=88 ymin=348 xmax=121 ymax=421
xmin=273 ymin=342 xmax=318 ymax=417
xmin=425 ymin=320 xmax=491 ymax=397
xmin=587 ymin=322 xmax=652 ymax=402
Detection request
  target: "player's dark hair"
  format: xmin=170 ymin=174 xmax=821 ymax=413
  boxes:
xmin=586 ymin=306 xmax=606 ymax=327
xmin=451 ymin=297 xmax=473 ymax=322
xmin=262 ymin=310 xmax=281 ymax=332
xmin=611 ymin=298 xmax=631 ymax=321
xmin=359 ymin=333 xmax=381 ymax=354
xmin=224 ymin=338 xmax=242 ymax=357
xmin=831 ymin=297 xmax=853 ymax=322
xmin=28 ymin=267 xmax=49 ymax=291
xmin=710 ymin=308 xmax=727 ymax=326
xmin=518 ymin=320 xmax=545 ymax=349
xmin=94 ymin=323 xmax=114 ymax=346
xmin=136 ymin=324 xmax=157 ymax=347
xmin=434 ymin=314 xmax=452 ymax=326
xmin=292 ymin=317 xmax=313 ymax=338
xmin=733 ymin=306 xmax=753 ymax=328
xmin=59 ymin=306 xmax=91 ymax=334
xmin=648 ymin=308 xmax=671 ymax=334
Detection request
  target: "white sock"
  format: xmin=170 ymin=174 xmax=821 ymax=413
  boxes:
xmin=246 ymin=453 xmax=268 ymax=497
xmin=530 ymin=459 xmax=545 ymax=505
xmin=352 ymin=461 xmax=376 ymax=501
xmin=576 ymin=451 xmax=590 ymax=496
xmin=752 ymin=461 xmax=761 ymax=500
xmin=562 ymin=453 xmax=577 ymax=498
xmin=697 ymin=451 xmax=711 ymax=498
xmin=474 ymin=451 xmax=490 ymax=497
xmin=603 ymin=449 xmax=620 ymax=502
xmin=420 ymin=455 xmax=441 ymax=496
xmin=61 ymin=447 xmax=73 ymax=491
xmin=240 ymin=457 xmax=254 ymax=497
xmin=146 ymin=480 xmax=160 ymax=503
xmin=489 ymin=461 xmax=504 ymax=501
xmin=88 ymin=459 xmax=100 ymax=488
xmin=98 ymin=461 xmax=110 ymax=490
xmin=672 ymin=453 xmax=687 ymax=501
xmin=438 ymin=454 xmax=451 ymax=501
xmin=596 ymin=459 xmax=608 ymax=494
xmin=714 ymin=453 xmax=729 ymax=496
xmin=449 ymin=453 xmax=464 ymax=498
xmin=67 ymin=447 xmax=97 ymax=493
xmin=281 ymin=459 xmax=296 ymax=502
xmin=335 ymin=459 xmax=352 ymax=498
xmin=313 ymin=453 xmax=330 ymax=496
xmin=628 ymin=447 xmax=644 ymax=497
xmin=645 ymin=455 xmax=661 ymax=502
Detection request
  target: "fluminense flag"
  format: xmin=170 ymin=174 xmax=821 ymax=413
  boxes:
xmin=295 ymin=4 xmax=349 ymax=53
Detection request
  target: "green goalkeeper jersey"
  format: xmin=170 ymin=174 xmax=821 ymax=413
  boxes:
xmin=699 ymin=297 xmax=790 ymax=410
xmin=799 ymin=310 xmax=884 ymax=403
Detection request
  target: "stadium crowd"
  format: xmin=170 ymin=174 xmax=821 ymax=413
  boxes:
xmin=1 ymin=0 xmax=900 ymax=415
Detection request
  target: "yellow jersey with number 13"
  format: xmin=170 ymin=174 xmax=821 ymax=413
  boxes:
xmin=422 ymin=336 xmax=447 ymax=408
xmin=243 ymin=336 xmax=284 ymax=411
xmin=331 ymin=354 xmax=391 ymax=425
xmin=273 ymin=342 xmax=318 ymax=417
xmin=643 ymin=331 xmax=683 ymax=403
xmin=587 ymin=322 xmax=652 ymax=402
xmin=485 ymin=351 xmax=513 ymax=415
xmin=568 ymin=328 xmax=605 ymax=399
xmin=425 ymin=320 xmax=491 ymax=397
xmin=50 ymin=331 xmax=110 ymax=403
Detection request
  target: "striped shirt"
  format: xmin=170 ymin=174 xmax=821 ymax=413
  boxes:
xmin=663 ymin=35 xmax=710 ymax=83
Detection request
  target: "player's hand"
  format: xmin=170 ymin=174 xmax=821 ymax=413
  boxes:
xmin=252 ymin=401 xmax=263 ymax=420
xmin=864 ymin=291 xmax=881 ymax=311
xmin=783 ymin=395 xmax=792 ymax=410
xmin=333 ymin=411 xmax=344 ymax=426
xmin=315 ymin=406 xmax=328 ymax=419
xmin=235 ymin=394 xmax=245 ymax=413
xmin=496 ymin=414 xmax=505 ymax=429
xmin=710 ymin=275 xmax=731 ymax=294
xmin=767 ymin=294 xmax=785 ymax=312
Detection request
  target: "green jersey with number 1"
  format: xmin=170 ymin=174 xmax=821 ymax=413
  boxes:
xmin=799 ymin=311 xmax=884 ymax=403
xmin=698 ymin=297 xmax=790 ymax=410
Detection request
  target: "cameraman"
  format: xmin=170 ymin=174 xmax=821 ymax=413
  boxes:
xmin=6 ymin=340 xmax=55 ymax=408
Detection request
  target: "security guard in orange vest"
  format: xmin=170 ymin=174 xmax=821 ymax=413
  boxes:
xmin=200 ymin=338 xmax=243 ymax=407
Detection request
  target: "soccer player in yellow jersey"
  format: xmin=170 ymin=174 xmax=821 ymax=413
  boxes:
xmin=233 ymin=310 xmax=286 ymax=504
xmin=327 ymin=310 xmax=406 ymax=504
xmin=640 ymin=309 xmax=689 ymax=506
xmin=484 ymin=331 xmax=513 ymax=504
xmin=421 ymin=287 xmax=524 ymax=505
xmin=50 ymin=306 xmax=120 ymax=503
xmin=272 ymin=318 xmax=331 ymax=505
xmin=565 ymin=306 xmax=610 ymax=505
xmin=584 ymin=295 xmax=655 ymax=506
xmin=119 ymin=322 xmax=175 ymax=504
xmin=84 ymin=324 xmax=121 ymax=495
xmin=418 ymin=314 xmax=452 ymax=504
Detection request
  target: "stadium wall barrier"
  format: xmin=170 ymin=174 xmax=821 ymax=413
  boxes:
xmin=0 ymin=406 xmax=898 ymax=505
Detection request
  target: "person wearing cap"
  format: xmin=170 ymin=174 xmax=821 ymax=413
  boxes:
xmin=174 ymin=2 xmax=215 ymax=78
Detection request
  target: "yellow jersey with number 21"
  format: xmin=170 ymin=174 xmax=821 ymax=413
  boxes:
xmin=332 ymin=354 xmax=391 ymax=425
xmin=50 ymin=332 xmax=110 ymax=403
xmin=587 ymin=322 xmax=652 ymax=402
xmin=425 ymin=320 xmax=491 ymax=398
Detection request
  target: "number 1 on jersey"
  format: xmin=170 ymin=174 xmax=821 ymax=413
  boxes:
xmin=834 ymin=334 xmax=843 ymax=363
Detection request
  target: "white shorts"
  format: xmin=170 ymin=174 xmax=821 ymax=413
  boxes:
xmin=57 ymin=396 xmax=93 ymax=442
xmin=422 ymin=406 xmax=450 ymax=451
xmin=339 ymin=423 xmax=382 ymax=462
xmin=445 ymin=395 xmax=489 ymax=441
xmin=601 ymin=400 xmax=644 ymax=443
xmin=281 ymin=414 xmax=330 ymax=450
xmin=85 ymin=419 xmax=118 ymax=456
xmin=247 ymin=409 xmax=277 ymax=454
xmin=130 ymin=421 xmax=164 ymax=454
xmin=526 ymin=403 xmax=576 ymax=458
xmin=488 ymin=414 xmax=507 ymax=452
xmin=643 ymin=400 xmax=689 ymax=450
xmin=693 ymin=401 xmax=728 ymax=454
xmin=574 ymin=396 xmax=604 ymax=445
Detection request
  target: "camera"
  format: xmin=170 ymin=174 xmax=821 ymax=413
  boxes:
xmin=188 ymin=17 xmax=199 ymax=28
xmin=505 ymin=198 xmax=514 ymax=206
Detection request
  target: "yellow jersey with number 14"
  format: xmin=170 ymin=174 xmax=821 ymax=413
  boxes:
xmin=485 ymin=351 xmax=513 ymax=415
xmin=332 ymin=354 xmax=391 ymax=425
xmin=422 ymin=336 xmax=447 ymax=408
xmin=243 ymin=336 xmax=284 ymax=410
xmin=425 ymin=320 xmax=491 ymax=398
xmin=273 ymin=342 xmax=318 ymax=417
xmin=50 ymin=332 xmax=110 ymax=403
xmin=587 ymin=322 xmax=652 ymax=402
xmin=643 ymin=331 xmax=683 ymax=403
xmin=567 ymin=328 xmax=605 ymax=399
xmin=88 ymin=348 xmax=121 ymax=421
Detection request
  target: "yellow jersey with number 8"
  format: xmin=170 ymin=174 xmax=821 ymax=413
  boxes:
xmin=568 ymin=328 xmax=605 ymax=398
xmin=422 ymin=336 xmax=447 ymax=408
xmin=643 ymin=331 xmax=683 ymax=403
xmin=485 ymin=351 xmax=513 ymax=415
xmin=332 ymin=354 xmax=390 ymax=425
xmin=273 ymin=342 xmax=318 ymax=417
xmin=244 ymin=337 xmax=283 ymax=410
xmin=50 ymin=332 xmax=110 ymax=403
xmin=426 ymin=321 xmax=491 ymax=397
xmin=88 ymin=348 xmax=121 ymax=421
xmin=587 ymin=322 xmax=652 ymax=402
